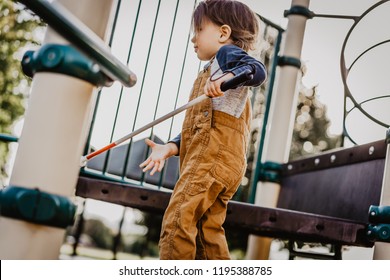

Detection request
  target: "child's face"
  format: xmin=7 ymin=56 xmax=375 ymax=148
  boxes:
xmin=191 ymin=19 xmax=227 ymax=61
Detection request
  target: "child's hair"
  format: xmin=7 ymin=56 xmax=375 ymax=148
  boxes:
xmin=192 ymin=0 xmax=259 ymax=51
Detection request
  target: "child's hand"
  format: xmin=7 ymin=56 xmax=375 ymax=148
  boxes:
xmin=204 ymin=72 xmax=234 ymax=98
xmin=139 ymin=139 xmax=178 ymax=175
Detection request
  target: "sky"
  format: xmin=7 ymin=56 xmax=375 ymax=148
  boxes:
xmin=7 ymin=0 xmax=390 ymax=235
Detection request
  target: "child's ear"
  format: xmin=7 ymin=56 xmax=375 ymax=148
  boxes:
xmin=219 ymin=24 xmax=232 ymax=43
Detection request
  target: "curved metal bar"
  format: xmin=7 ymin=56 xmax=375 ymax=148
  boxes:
xmin=257 ymin=14 xmax=285 ymax=32
xmin=346 ymin=95 xmax=390 ymax=115
xmin=18 ymin=0 xmax=137 ymax=87
xmin=340 ymin=0 xmax=390 ymax=143
xmin=345 ymin=95 xmax=390 ymax=127
xmin=344 ymin=94 xmax=390 ymax=144
xmin=344 ymin=39 xmax=390 ymax=128
xmin=347 ymin=39 xmax=390 ymax=73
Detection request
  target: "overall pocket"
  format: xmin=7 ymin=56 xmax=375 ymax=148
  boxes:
xmin=210 ymin=145 xmax=246 ymax=188
xmin=185 ymin=172 xmax=215 ymax=196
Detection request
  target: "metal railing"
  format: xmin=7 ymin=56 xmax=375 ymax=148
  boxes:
xmin=18 ymin=0 xmax=137 ymax=87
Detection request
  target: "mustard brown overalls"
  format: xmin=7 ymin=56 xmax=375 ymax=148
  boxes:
xmin=159 ymin=63 xmax=252 ymax=260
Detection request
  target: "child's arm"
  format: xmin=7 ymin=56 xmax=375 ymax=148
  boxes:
xmin=139 ymin=139 xmax=178 ymax=175
xmin=205 ymin=44 xmax=266 ymax=97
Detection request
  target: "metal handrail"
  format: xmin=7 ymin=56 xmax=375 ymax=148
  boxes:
xmin=0 ymin=134 xmax=18 ymax=143
xmin=18 ymin=0 xmax=137 ymax=87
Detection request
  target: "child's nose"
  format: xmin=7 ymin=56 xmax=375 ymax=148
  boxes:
xmin=191 ymin=34 xmax=196 ymax=43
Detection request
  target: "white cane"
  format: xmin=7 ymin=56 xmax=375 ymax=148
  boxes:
xmin=80 ymin=69 xmax=253 ymax=166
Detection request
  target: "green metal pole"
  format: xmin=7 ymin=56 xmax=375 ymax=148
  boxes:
xmin=246 ymin=0 xmax=311 ymax=260
xmin=248 ymin=30 xmax=283 ymax=204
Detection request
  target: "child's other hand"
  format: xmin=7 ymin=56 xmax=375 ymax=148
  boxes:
xmin=204 ymin=72 xmax=234 ymax=98
xmin=139 ymin=139 xmax=177 ymax=175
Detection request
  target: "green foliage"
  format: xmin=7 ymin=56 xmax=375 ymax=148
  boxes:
xmin=289 ymin=84 xmax=342 ymax=160
xmin=124 ymin=211 xmax=162 ymax=258
xmin=0 ymin=0 xmax=44 ymax=183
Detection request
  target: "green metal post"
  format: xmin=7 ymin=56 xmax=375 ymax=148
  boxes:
xmin=246 ymin=0 xmax=311 ymax=260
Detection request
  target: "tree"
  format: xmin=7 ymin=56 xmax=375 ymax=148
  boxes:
xmin=0 ymin=0 xmax=44 ymax=184
xmin=289 ymin=67 xmax=342 ymax=160
xmin=76 ymin=218 xmax=113 ymax=250
xmin=124 ymin=211 xmax=163 ymax=258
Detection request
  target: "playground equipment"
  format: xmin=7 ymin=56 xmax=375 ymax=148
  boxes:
xmin=0 ymin=0 xmax=389 ymax=260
